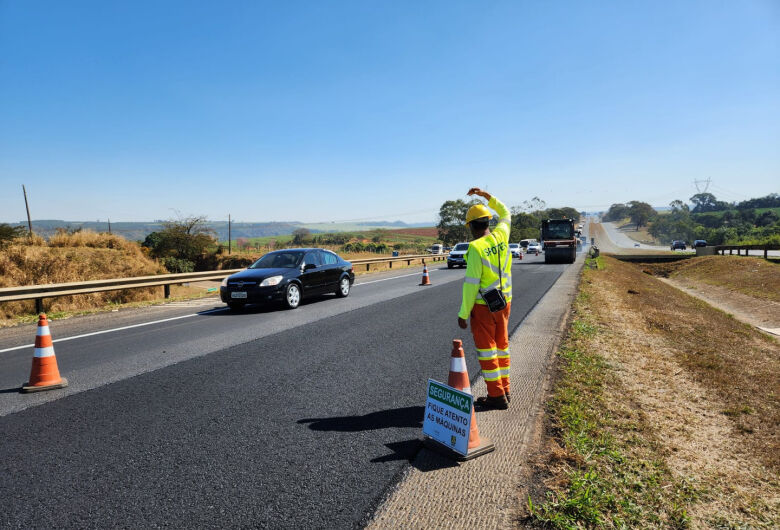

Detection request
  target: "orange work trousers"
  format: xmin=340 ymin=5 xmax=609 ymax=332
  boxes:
xmin=470 ymin=302 xmax=511 ymax=398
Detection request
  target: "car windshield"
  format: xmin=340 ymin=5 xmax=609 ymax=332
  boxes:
xmin=509 ymin=244 xmax=519 ymax=249
xmin=250 ymin=251 xmax=304 ymax=269
xmin=454 ymin=243 xmax=469 ymax=251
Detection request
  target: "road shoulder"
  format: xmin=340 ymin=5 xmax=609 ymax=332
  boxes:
xmin=366 ymin=254 xmax=584 ymax=528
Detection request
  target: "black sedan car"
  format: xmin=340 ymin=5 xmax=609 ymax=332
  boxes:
xmin=220 ymin=248 xmax=354 ymax=310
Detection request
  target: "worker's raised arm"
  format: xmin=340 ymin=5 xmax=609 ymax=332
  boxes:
xmin=488 ymin=196 xmax=511 ymax=240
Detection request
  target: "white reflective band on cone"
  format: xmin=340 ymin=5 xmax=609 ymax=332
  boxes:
xmin=36 ymin=326 xmax=50 ymax=337
xmin=33 ymin=346 xmax=55 ymax=358
xmin=450 ymin=356 xmax=467 ymax=372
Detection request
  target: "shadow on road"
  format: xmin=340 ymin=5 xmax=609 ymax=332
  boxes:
xmin=198 ymin=293 xmax=337 ymax=316
xmin=0 ymin=386 xmax=22 ymax=394
xmin=297 ymin=406 xmax=424 ymax=432
xmin=371 ymin=440 xmax=459 ymax=471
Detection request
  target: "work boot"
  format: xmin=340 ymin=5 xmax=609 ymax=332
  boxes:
xmin=475 ymin=395 xmax=509 ymax=410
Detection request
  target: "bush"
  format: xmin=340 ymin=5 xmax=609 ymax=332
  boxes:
xmin=162 ymin=257 xmax=195 ymax=273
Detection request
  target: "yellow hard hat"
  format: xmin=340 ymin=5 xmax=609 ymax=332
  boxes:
xmin=465 ymin=203 xmax=491 ymax=225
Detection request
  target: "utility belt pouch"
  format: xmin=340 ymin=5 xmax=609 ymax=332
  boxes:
xmin=480 ymin=287 xmax=507 ymax=312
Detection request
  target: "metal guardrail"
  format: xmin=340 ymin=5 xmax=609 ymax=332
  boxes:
xmin=713 ymin=244 xmax=779 ymax=259
xmin=0 ymin=253 xmax=449 ymax=312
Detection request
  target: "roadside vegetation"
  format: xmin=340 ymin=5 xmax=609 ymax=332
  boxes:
xmin=603 ymin=193 xmax=780 ymax=246
xmin=0 ymin=219 xmax=442 ymax=325
xmin=525 ymin=256 xmax=779 ymax=528
xmin=436 ymin=196 xmax=581 ymax=245
xmin=0 ymin=228 xmax=166 ymax=322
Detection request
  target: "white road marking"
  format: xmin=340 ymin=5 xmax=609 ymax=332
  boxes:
xmin=0 ymin=307 xmax=228 ymax=354
xmin=1 ymin=269 xmax=448 ymax=354
xmin=354 ymin=270 xmax=434 ymax=286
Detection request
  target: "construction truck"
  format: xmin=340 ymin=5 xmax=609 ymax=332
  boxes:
xmin=541 ymin=218 xmax=577 ymax=264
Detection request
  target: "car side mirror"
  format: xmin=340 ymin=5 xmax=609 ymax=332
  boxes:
xmin=304 ymin=263 xmax=317 ymax=271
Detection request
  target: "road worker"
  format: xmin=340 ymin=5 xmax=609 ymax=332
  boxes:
xmin=457 ymin=188 xmax=512 ymax=410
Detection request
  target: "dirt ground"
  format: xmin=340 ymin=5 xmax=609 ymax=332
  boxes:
xmin=642 ymin=255 xmax=780 ymax=333
xmin=527 ymin=256 xmax=779 ymax=528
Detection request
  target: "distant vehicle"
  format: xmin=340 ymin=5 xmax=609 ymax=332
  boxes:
xmin=444 ymin=246 xmax=452 ymax=252
xmin=220 ymin=248 xmax=354 ymax=310
xmin=671 ymin=240 xmax=687 ymax=251
xmin=526 ymin=241 xmax=542 ymax=254
xmin=508 ymin=243 xmax=522 ymax=258
xmin=694 ymin=240 xmax=707 ymax=247
xmin=634 ymin=243 xmax=640 ymax=248
xmin=520 ymin=239 xmax=537 ymax=249
xmin=447 ymin=243 xmax=469 ymax=268
xmin=541 ymin=218 xmax=577 ymax=264
xmin=429 ymin=244 xmax=444 ymax=255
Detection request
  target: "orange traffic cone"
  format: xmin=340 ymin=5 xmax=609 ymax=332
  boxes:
xmin=22 ymin=314 xmax=68 ymax=393
xmin=419 ymin=264 xmax=432 ymax=286
xmin=433 ymin=339 xmax=495 ymax=461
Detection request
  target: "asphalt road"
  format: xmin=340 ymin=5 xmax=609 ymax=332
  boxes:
xmin=0 ymin=254 xmax=570 ymax=528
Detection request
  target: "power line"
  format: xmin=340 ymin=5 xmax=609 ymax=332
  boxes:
xmin=693 ymin=178 xmax=711 ymax=193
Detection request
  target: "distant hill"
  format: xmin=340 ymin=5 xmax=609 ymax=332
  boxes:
xmin=10 ymin=219 xmax=434 ymax=241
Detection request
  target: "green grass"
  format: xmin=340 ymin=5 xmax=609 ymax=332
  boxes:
xmin=527 ymin=281 xmax=698 ymax=528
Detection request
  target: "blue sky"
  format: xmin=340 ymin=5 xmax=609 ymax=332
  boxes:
xmin=1 ymin=1 xmax=778 ymax=224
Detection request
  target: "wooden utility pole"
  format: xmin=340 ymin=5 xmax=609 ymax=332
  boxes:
xmin=22 ymin=185 xmax=33 ymax=237
xmin=228 ymin=214 xmax=232 ymax=254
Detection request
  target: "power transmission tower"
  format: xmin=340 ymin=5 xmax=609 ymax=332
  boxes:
xmin=693 ymin=178 xmax=711 ymax=193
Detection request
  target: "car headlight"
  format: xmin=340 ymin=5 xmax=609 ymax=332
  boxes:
xmin=260 ymin=275 xmax=283 ymax=287
xmin=220 ymin=277 xmax=229 ymax=287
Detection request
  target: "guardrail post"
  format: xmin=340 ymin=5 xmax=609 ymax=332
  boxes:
xmin=729 ymin=248 xmax=733 ymax=255
xmin=35 ymin=298 xmax=44 ymax=314
xmin=389 ymin=261 xmax=392 ymax=269
xmin=366 ymin=263 xmax=370 ymax=272
xmin=765 ymin=248 xmax=768 ymax=259
xmin=164 ymin=284 xmax=170 ymax=299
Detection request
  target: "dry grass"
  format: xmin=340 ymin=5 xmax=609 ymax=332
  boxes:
xmin=642 ymin=255 xmax=780 ymax=302
xmin=0 ymin=231 xmax=165 ymax=322
xmin=617 ymin=219 xmax=661 ymax=245
xmin=1 ymin=238 xmax=439 ymax=325
xmin=528 ymin=256 xmax=779 ymax=528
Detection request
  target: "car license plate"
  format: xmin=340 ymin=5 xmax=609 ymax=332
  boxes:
xmin=231 ymin=292 xmax=247 ymax=299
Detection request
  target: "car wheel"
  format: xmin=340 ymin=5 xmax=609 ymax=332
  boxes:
xmin=447 ymin=263 xmax=453 ymax=269
xmin=336 ymin=276 xmax=350 ymax=298
xmin=284 ymin=283 xmax=301 ymax=309
xmin=227 ymin=302 xmax=245 ymax=311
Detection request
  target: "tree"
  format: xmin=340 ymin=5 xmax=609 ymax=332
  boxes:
xmin=292 ymin=228 xmax=311 ymax=245
xmin=0 ymin=223 xmax=26 ymax=247
xmin=515 ymin=196 xmax=546 ymax=213
xmin=437 ymin=199 xmax=478 ymax=245
xmin=690 ymin=193 xmax=730 ymax=213
xmin=756 ymin=210 xmax=779 ymax=227
xmin=603 ymin=203 xmax=630 ymax=222
xmin=142 ymin=215 xmax=216 ymax=271
xmin=627 ymin=201 xmax=656 ymax=230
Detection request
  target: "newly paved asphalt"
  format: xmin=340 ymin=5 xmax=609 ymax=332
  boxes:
xmin=0 ymin=255 xmax=569 ymax=528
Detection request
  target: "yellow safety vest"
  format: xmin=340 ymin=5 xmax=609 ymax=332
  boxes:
xmin=458 ymin=196 xmax=513 ymax=319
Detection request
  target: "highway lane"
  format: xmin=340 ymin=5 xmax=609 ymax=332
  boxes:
xmin=0 ymin=265 xmax=469 ymax=415
xmin=0 ymin=253 xmax=570 ymax=528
